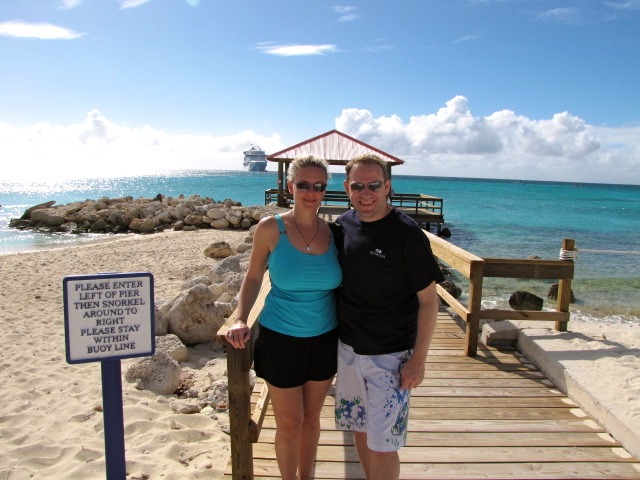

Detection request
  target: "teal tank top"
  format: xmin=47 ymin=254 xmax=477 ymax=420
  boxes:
xmin=259 ymin=214 xmax=342 ymax=337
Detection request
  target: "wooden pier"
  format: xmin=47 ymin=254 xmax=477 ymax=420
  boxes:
xmin=221 ymin=309 xmax=640 ymax=479
xmin=217 ymin=236 xmax=640 ymax=479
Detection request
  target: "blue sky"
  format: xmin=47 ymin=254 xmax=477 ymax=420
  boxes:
xmin=1 ymin=0 xmax=639 ymax=184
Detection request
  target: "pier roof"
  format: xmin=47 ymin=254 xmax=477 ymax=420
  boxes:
xmin=266 ymin=129 xmax=404 ymax=166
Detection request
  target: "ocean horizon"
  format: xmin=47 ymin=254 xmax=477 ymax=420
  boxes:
xmin=2 ymin=170 xmax=639 ymax=326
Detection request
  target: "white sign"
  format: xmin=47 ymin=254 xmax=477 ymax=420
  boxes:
xmin=64 ymin=272 xmax=155 ymax=364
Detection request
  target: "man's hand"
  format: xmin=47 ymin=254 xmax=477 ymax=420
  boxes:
xmin=399 ymin=354 xmax=425 ymax=390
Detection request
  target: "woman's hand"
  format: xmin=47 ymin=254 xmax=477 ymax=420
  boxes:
xmin=225 ymin=320 xmax=251 ymax=349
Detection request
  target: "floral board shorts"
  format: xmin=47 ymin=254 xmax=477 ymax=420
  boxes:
xmin=334 ymin=340 xmax=412 ymax=452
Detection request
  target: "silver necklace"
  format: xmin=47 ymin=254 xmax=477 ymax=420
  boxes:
xmin=290 ymin=212 xmax=320 ymax=251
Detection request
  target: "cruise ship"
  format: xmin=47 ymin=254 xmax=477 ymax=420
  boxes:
xmin=243 ymin=145 xmax=268 ymax=172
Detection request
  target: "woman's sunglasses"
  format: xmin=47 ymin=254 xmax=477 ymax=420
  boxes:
xmin=349 ymin=181 xmax=383 ymax=192
xmin=295 ymin=181 xmax=327 ymax=192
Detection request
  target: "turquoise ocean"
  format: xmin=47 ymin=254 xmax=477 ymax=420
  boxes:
xmin=1 ymin=171 xmax=639 ymax=325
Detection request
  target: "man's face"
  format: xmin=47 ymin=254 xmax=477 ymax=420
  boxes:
xmin=344 ymin=163 xmax=391 ymax=222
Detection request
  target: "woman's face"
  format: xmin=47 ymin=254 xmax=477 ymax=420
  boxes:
xmin=288 ymin=166 xmax=328 ymax=210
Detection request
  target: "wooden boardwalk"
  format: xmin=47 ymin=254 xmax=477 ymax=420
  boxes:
xmin=222 ymin=310 xmax=640 ymax=479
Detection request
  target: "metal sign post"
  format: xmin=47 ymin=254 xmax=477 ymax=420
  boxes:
xmin=63 ymin=272 xmax=155 ymax=479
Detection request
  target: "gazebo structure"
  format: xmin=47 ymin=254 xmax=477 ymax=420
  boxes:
xmin=264 ymin=129 xmax=445 ymax=231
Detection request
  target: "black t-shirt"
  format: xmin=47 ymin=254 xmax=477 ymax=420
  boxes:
xmin=334 ymin=208 xmax=445 ymax=355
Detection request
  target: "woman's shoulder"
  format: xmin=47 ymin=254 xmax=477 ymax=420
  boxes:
xmin=254 ymin=214 xmax=283 ymax=244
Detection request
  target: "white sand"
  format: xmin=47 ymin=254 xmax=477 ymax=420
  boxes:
xmin=517 ymin=320 xmax=640 ymax=457
xmin=0 ymin=229 xmax=249 ymax=480
xmin=1 ymin=229 xmax=639 ymax=480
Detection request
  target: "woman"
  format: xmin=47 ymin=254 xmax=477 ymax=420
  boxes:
xmin=225 ymin=155 xmax=342 ymax=480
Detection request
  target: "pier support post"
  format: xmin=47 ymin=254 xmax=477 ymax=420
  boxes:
xmin=555 ymin=238 xmax=575 ymax=332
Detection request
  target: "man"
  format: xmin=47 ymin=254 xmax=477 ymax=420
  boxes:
xmin=333 ymin=154 xmax=444 ymax=480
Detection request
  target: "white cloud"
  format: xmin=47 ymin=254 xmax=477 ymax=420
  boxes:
xmin=120 ymin=0 xmax=152 ymax=10
xmin=0 ymin=110 xmax=284 ymax=181
xmin=258 ymin=43 xmax=338 ymax=56
xmin=60 ymin=0 xmax=83 ymax=9
xmin=334 ymin=6 xmax=359 ymax=22
xmin=453 ymin=35 xmax=480 ymax=44
xmin=1 ymin=102 xmax=638 ymax=185
xmin=0 ymin=21 xmax=83 ymax=40
xmin=537 ymin=8 xmax=582 ymax=24
xmin=605 ymin=0 xmax=640 ymax=11
xmin=335 ymin=96 xmax=640 ymax=184
xmin=334 ymin=6 xmax=357 ymax=14
xmin=338 ymin=14 xmax=359 ymax=22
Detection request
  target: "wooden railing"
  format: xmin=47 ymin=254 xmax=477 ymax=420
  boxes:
xmin=216 ymin=236 xmax=576 ymax=478
xmin=216 ymin=272 xmax=272 ymax=480
xmin=427 ymin=233 xmax=575 ymax=356
xmin=264 ymin=189 xmax=442 ymax=214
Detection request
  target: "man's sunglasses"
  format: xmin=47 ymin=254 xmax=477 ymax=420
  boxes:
xmin=349 ymin=181 xmax=383 ymax=192
xmin=295 ymin=181 xmax=327 ymax=192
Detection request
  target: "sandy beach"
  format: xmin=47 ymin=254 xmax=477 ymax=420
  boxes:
xmin=0 ymin=229 xmax=249 ymax=480
xmin=1 ymin=229 xmax=639 ymax=479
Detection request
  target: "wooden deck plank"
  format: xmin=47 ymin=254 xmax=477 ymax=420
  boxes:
xmin=238 ymin=460 xmax=640 ymax=480
xmin=252 ymin=443 xmax=638 ymax=464
xmin=257 ymin=430 xmax=622 ymax=448
xmin=224 ymin=310 xmax=640 ymax=480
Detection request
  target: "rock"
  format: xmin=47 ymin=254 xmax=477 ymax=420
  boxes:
xmin=108 ymin=210 xmax=133 ymax=228
xmin=211 ymin=218 xmax=230 ymax=229
xmin=184 ymin=214 xmax=204 ymax=226
xmin=508 ymin=291 xmax=543 ymax=311
xmin=206 ymin=208 xmax=227 ymax=220
xmin=10 ymin=196 xmax=287 ymax=236
xmin=29 ymin=208 xmax=65 ymax=226
xmin=129 ymin=217 xmax=160 ymax=233
xmin=124 ymin=352 xmax=182 ymax=395
xmin=440 ymin=280 xmax=462 ymax=299
xmin=547 ymin=283 xmax=576 ymax=303
xmin=213 ymin=255 xmax=242 ymax=274
xmin=20 ymin=200 xmax=56 ymax=220
xmin=225 ymin=211 xmax=243 ymax=227
xmin=210 ymin=272 xmax=244 ymax=298
xmin=155 ymin=334 xmax=189 ymax=363
xmin=154 ymin=305 xmax=169 ymax=336
xmin=180 ymin=274 xmax=211 ymax=290
xmin=204 ymin=241 xmax=234 ymax=259
xmin=236 ymin=242 xmax=252 ymax=253
xmin=438 ymin=227 xmax=452 ymax=238
xmin=160 ymin=284 xmax=225 ymax=345
xmin=171 ymin=401 xmax=202 ymax=414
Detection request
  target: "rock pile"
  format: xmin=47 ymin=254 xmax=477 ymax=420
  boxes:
xmin=124 ymin=239 xmax=255 ymax=418
xmin=9 ymin=194 xmax=286 ymax=234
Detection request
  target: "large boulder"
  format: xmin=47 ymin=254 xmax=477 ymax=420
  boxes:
xmin=204 ymin=241 xmax=234 ymax=259
xmin=508 ymin=291 xmax=543 ymax=311
xmin=29 ymin=208 xmax=65 ymax=226
xmin=129 ymin=217 xmax=160 ymax=233
xmin=155 ymin=334 xmax=189 ymax=363
xmin=124 ymin=352 xmax=182 ymax=395
xmin=160 ymin=284 xmax=225 ymax=345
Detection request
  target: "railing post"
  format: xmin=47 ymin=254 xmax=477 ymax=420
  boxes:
xmin=465 ymin=260 xmax=484 ymax=356
xmin=555 ymin=238 xmax=575 ymax=332
xmin=227 ymin=340 xmax=255 ymax=480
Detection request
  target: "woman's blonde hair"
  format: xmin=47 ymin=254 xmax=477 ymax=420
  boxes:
xmin=287 ymin=155 xmax=329 ymax=182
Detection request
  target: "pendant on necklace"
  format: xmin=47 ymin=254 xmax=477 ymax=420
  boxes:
xmin=306 ymin=246 xmax=311 ymax=251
